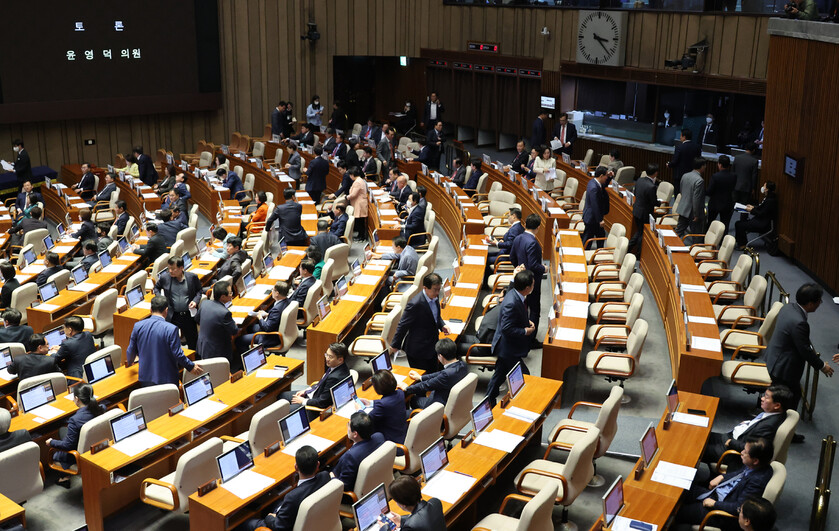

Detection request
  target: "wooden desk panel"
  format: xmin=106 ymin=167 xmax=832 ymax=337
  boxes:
xmin=0 ymin=494 xmax=24 ymax=529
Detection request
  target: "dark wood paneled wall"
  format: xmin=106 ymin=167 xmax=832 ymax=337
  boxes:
xmin=764 ymin=35 xmax=839 ymax=294
xmin=0 ymin=2 xmax=768 ymax=182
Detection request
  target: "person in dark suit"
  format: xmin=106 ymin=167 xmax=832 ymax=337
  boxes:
xmin=387 ymin=476 xmax=446 ymax=531
xmin=700 ymin=113 xmax=718 ymax=147
xmin=582 ymin=167 xmax=612 ymax=250
xmin=196 ymin=280 xmax=238 ymax=368
xmin=112 ymin=200 xmax=129 ymax=237
xmin=289 ymin=260 xmax=316 ymax=307
xmin=329 ymin=203 xmax=348 ymax=237
xmin=377 ymin=129 xmax=395 ymax=169
xmin=132 ymin=223 xmax=167 ymax=265
xmin=509 ymin=215 xmax=546 ymax=344
xmin=90 ymin=172 xmax=117 ymax=207
xmin=154 ymin=164 xmax=177 ymax=195
xmin=310 ymin=220 xmax=341 ymax=256
xmin=13 ymin=180 xmax=44 ymax=219
xmin=270 ymin=101 xmax=285 ymax=137
xmin=266 ymin=189 xmax=308 ymax=246
xmin=552 ymin=112 xmax=577 ymax=158
xmin=330 ymin=412 xmax=385 ymax=491
xmin=329 ymin=102 xmax=347 ymax=132
xmin=766 ymin=284 xmax=836 ymax=411
xmin=47 ymin=383 xmax=104 ymax=487
xmin=425 ymin=121 xmax=444 ymax=170
xmin=0 ymin=263 xmax=19 ymax=309
xmin=289 ymin=122 xmax=315 ymax=147
xmin=72 ymin=208 xmax=97 ymax=243
xmin=283 ymin=142 xmax=303 ymax=183
xmin=504 ymin=141 xmax=530 ymax=177
xmin=485 ymin=270 xmax=536 ymax=405
xmin=422 ymin=92 xmax=445 ymax=128
xmin=450 ymin=157 xmax=466 ymax=186
xmin=0 ymin=309 xmax=34 ymax=347
xmin=531 ymin=111 xmax=548 ymax=150
xmin=360 ymin=118 xmax=382 ymax=144
xmin=487 ymin=208 xmax=524 ymax=265
xmin=73 ymin=163 xmax=97 ymax=201
xmin=706 ymin=155 xmax=737 ymax=232
xmin=738 ymin=497 xmax=776 ymax=531
xmin=413 ymin=139 xmax=433 ymax=167
xmin=628 ymin=163 xmax=661 ymax=257
xmin=322 ymin=128 xmax=337 ymax=155
xmin=7 ymin=205 xmax=47 ymax=247
xmin=8 ymin=333 xmax=58 ymax=381
xmin=95 ymin=223 xmax=113 ymax=253
xmin=402 ymin=193 xmax=426 ymax=246
xmin=0 ymin=409 xmax=32 ymax=454
xmin=464 ymin=159 xmax=483 ymax=194
xmin=281 ymin=102 xmax=295 ymax=138
xmin=359 ymin=370 xmax=408 ymax=445
xmin=237 ymin=281 xmax=292 ymax=352
xmin=155 ymin=209 xmax=182 ymax=247
xmin=703 ymin=385 xmax=793 ymax=465
xmin=675 ymin=439 xmax=775 ymax=529
xmin=217 ymin=237 xmax=249 ymax=284
xmin=390 ymin=273 xmax=449 ymax=372
xmin=735 ymin=181 xmax=778 ymax=248
xmin=326 ymin=160 xmax=352 ymax=202
xmin=34 ymin=252 xmax=63 ymax=287
xmin=390 ymin=176 xmax=411 ymax=206
xmin=401 ymin=339 xmax=467 ymax=409
xmin=328 ymin=132 xmax=349 ymax=160
xmin=12 ymin=139 xmax=32 ymax=189
xmin=154 ymin=256 xmax=202 ymax=350
xmin=360 ymin=147 xmax=379 ymax=180
xmin=133 ymin=146 xmax=159 ymax=187
xmin=222 ymin=170 xmax=244 ymax=201
xmin=78 ymin=241 xmax=100 ymax=272
xmin=287 ymin=342 xmax=351 ymax=416
xmin=733 ymin=143 xmax=760 ymax=205
xmin=53 ymin=317 xmax=95 ymax=380
xmin=668 ymin=128 xmax=702 ymax=194
xmin=244 ymin=445 xmax=331 ymax=531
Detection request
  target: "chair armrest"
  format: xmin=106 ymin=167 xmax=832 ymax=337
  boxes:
xmin=593 ymin=335 xmax=628 ymax=350
xmin=515 ymin=468 xmax=567 ymax=502
xmin=685 ymin=234 xmax=708 ymax=240
xmin=140 ymin=478 xmax=179 ymax=511
xmin=464 ymin=344 xmax=495 ymax=366
xmin=732 ymin=344 xmax=766 ymax=359
xmin=407 ymin=232 xmax=431 ymax=247
xmin=727 ymin=360 xmax=769 ymax=386
xmin=567 ymin=400 xmax=604 ymax=420
xmin=75 ymin=315 xmax=96 ymax=332
xmin=251 ymin=332 xmax=284 ymax=352
xmin=46 ymin=447 xmax=81 ymax=474
xmin=304 ymin=404 xmax=326 ymax=413
xmin=712 ymin=291 xmax=745 ymax=304
xmin=595 ymin=302 xmax=629 ymax=322
xmin=584 ymin=238 xmax=610 ymax=251
xmin=593 ymin=281 xmax=627 ymax=301
xmin=296 ymin=308 xmax=308 ymax=326
xmin=546 ymin=427 xmax=590 ymax=455
xmin=499 ymin=492 xmax=541 ymax=516
xmin=220 ymin=436 xmax=246 ymax=444
xmin=698 ymin=510 xmax=737 ymax=531
xmin=591 ymin=352 xmax=635 ymax=377
xmin=717 ymin=305 xmax=755 ymax=323
xmin=707 ymin=280 xmax=740 ymax=291
xmin=393 ymin=443 xmax=410 ymax=471
xmin=732 ymin=315 xmax=764 ymax=328
xmin=589 ymin=324 xmax=631 ymax=340
xmin=715 ymin=449 xmax=743 ymax=474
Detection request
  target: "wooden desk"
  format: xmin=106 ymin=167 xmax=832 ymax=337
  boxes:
xmin=79 ymin=355 xmax=303 ymax=531
xmin=0 ymin=494 xmax=25 ymax=529
xmin=587 ymin=485 xmax=675 ymax=531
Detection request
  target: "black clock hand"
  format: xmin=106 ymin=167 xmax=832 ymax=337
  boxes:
xmin=592 ymin=33 xmax=608 ymax=44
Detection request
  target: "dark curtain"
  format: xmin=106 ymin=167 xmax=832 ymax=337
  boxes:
xmin=454 ymin=70 xmax=475 ymax=128
xmin=427 ymin=67 xmax=455 ymax=123
xmin=497 ymin=75 xmax=522 ymax=136
xmin=520 ymin=78 xmax=541 ymax=140
xmin=474 ymin=73 xmax=495 ymax=131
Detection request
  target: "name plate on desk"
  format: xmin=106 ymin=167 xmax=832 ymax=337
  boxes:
xmin=90 ymin=439 xmax=110 ymax=454
xmin=197 ymin=479 xmax=218 ymax=497
xmin=229 ymin=370 xmax=243 ymax=384
xmin=264 ymin=440 xmax=281 ymax=458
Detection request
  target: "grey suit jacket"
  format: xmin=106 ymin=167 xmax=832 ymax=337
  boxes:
xmin=765 ymin=303 xmax=824 ymax=384
xmin=196 ymin=299 xmax=238 ymax=362
xmin=287 ymin=151 xmax=302 ymax=181
xmin=377 ymin=138 xmax=392 ymax=165
xmin=675 ymin=170 xmax=705 ymax=221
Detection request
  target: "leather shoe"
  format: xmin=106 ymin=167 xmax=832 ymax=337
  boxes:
xmin=792 ymin=433 xmax=805 ymax=444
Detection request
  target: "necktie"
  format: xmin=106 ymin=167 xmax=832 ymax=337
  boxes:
xmin=311 ymin=366 xmax=332 ymax=394
xmin=365 ymin=129 xmax=371 ymax=139
xmin=25 ymin=193 xmax=30 ymax=208
xmin=332 ymin=144 xmax=340 ymax=157
xmin=732 ymin=412 xmax=764 ymax=439
xmin=560 ymin=125 xmax=565 ymax=144
xmin=698 ymin=469 xmax=749 ymax=501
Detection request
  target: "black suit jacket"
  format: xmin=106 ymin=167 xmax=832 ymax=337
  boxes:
xmin=330 ymin=213 xmax=348 ymax=236
xmin=390 ymin=185 xmax=410 ymax=205
xmin=511 ymin=150 xmax=529 ymax=175
xmin=310 ymin=232 xmax=341 ymax=256
xmin=9 ymin=216 xmax=47 ymax=236
xmin=305 ymin=156 xmax=328 ymax=195
xmin=749 ymin=194 xmax=778 ymax=228
xmin=360 ymin=125 xmax=381 ymax=144
xmin=271 ymin=108 xmax=282 ymax=136
xmin=136 ymin=233 xmax=168 ymax=264
xmin=706 ymin=169 xmax=736 ymax=212
xmin=632 ymin=175 xmax=660 ymax=221
xmin=72 ymin=220 xmax=96 ymax=242
xmin=113 ymin=212 xmax=129 ymax=236
xmin=290 ymin=276 xmax=315 ymax=306
xmin=706 ymin=466 xmax=773 ymax=515
xmin=402 ymin=498 xmax=446 ymax=531
xmin=77 ymin=172 xmax=96 ymax=199
xmin=552 ymin=122 xmax=578 ymax=155
xmin=156 ymin=220 xmax=184 ymax=247
xmin=154 ymin=271 xmax=203 ymax=317
xmin=405 ymin=360 xmax=468 ymax=408
xmin=256 ymin=298 xmax=291 ymax=348
xmin=35 ymin=265 xmax=64 ymax=287
xmin=0 ymin=430 xmax=32 ymax=454
xmin=14 ymin=149 xmax=32 ymax=182
xmin=766 ymin=303 xmax=824 ymax=384
xmin=8 ymin=353 xmax=58 ymax=381
xmin=137 ymin=153 xmax=159 ymax=187
xmin=196 ymin=299 xmax=237 ymax=362
xmin=725 ymin=412 xmax=785 ymax=452
xmin=732 ymin=153 xmax=759 ymax=194
xmin=700 ymin=123 xmax=718 ymax=146
xmin=15 ymin=191 xmax=43 ymax=214
xmin=423 ymin=101 xmax=445 ymax=125
xmin=54 ymin=331 xmax=96 ymax=379
xmin=391 ymin=293 xmax=445 ymax=361
xmin=217 ymin=249 xmax=249 ymax=284
xmin=668 ymin=140 xmax=702 ymax=188
xmin=94 ymin=182 xmax=117 ymax=203
xmin=451 ymin=165 xmax=466 ymax=186
xmin=305 ymin=362 xmax=350 ymax=409
xmin=0 ymin=278 xmax=20 ymax=308
xmin=402 ymin=206 xmax=426 ymax=245
xmin=492 ymin=289 xmax=531 ymax=359
xmin=266 ymin=202 xmax=307 ymax=245
xmin=0 ymin=325 xmax=34 ymax=347
xmin=531 ymin=117 xmax=546 ymax=149
xmin=291 ymin=130 xmax=315 ymax=147
xmin=262 ymin=471 xmax=331 ymax=531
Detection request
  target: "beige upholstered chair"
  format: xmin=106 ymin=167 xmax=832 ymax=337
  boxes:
xmin=324 ymin=243 xmax=350 ymax=278
xmin=183 ymin=358 xmax=230 ymax=388
xmin=177 ymin=227 xmax=199 ymax=257
xmin=586 ymin=293 xmax=644 ymax=343
xmin=688 ymin=220 xmax=727 ymax=260
xmin=0 ymin=342 xmax=26 ymax=363
xmin=697 ymin=235 xmax=736 ymax=280
xmin=122 ymin=270 xmax=148 ymax=296
xmin=15 ymin=372 xmax=70 ymax=412
xmin=339 ymin=441 xmax=396 ymax=516
xmin=382 ymin=284 xmax=419 ymax=313
xmin=551 ymin=178 xmax=580 ymax=209
xmin=78 ymin=288 xmax=118 ymax=347
xmin=720 ymin=355 xmax=772 ymax=393
xmin=221 ymin=400 xmax=290 ymax=454
xmin=394 ymin=403 xmax=444 ymax=475
xmin=0 ymin=441 xmax=44 ymax=504
xmin=47 ymin=408 xmax=123 ymax=474
xmin=586 ymin=237 xmax=629 ymax=279
xmin=706 ymin=254 xmax=752 ymax=300
xmin=128 ymin=384 xmax=181 ymax=421
xmin=48 ymin=269 xmax=71 ymax=291
xmin=350 ymin=304 xmax=402 ymax=359
xmin=585 ymin=320 xmax=648 ymax=396
xmin=250 ymin=300 xmax=300 ymax=353
xmin=319 ymin=258 xmax=337 ymax=296
xmin=582 ymin=149 xmax=594 ymax=167
xmin=719 ymin=300 xmax=783 ymax=358
xmin=84 ymin=345 xmax=122 ymax=371
xmin=588 ymin=254 xmax=637 ymax=301
xmin=140 ymin=437 xmax=223 ymax=513
xmin=147 ymin=253 xmax=172 ymax=290
xmin=712 ymin=275 xmax=767 ymax=326
xmin=614 ymin=165 xmax=635 ymax=186
xmin=292 ymin=478 xmax=344 ymax=531
xmin=23 ymin=228 xmax=50 ymax=255
xmin=442 ymin=373 xmax=478 ymax=439
xmin=10 ymin=283 xmax=38 ymax=325
xmin=298 ymin=279 xmax=324 ymax=328
xmin=655 ymin=180 xmax=675 ymax=210
xmin=588 ymin=272 xmax=644 ymax=321
xmin=472 ymin=483 xmax=558 ymax=531
xmin=584 ymin=223 xmax=626 ymax=263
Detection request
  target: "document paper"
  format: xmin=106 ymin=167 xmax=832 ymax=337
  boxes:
xmin=422 ymin=470 xmax=477 ymax=504
xmin=220 ymin=469 xmax=274 ymax=500
xmin=651 ymin=461 xmax=697 ymax=490
xmin=474 ymin=429 xmax=525 ymax=453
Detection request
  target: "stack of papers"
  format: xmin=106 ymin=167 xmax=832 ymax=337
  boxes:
xmin=562 ymin=262 xmax=587 ymax=273
xmin=53 ymin=245 xmax=77 ymax=254
xmin=658 ymin=229 xmax=677 ymax=237
xmin=422 ymin=470 xmax=477 ymax=504
xmin=667 ymin=245 xmax=691 ymax=253
xmin=354 ymin=275 xmax=380 ymax=285
xmin=220 ymin=470 xmax=274 ymax=499
xmin=651 ymin=461 xmax=697 ymax=490
xmin=691 ymin=336 xmax=722 ymax=352
xmin=112 ymin=431 xmax=166 ymax=457
xmin=502 ymin=406 xmax=539 ymax=423
xmin=454 ymin=282 xmax=479 ymax=290
xmin=444 ymin=320 xmax=466 ymax=335
xmin=69 ymin=282 xmax=99 ymax=292
xmin=28 ymin=403 xmax=64 ymax=420
xmin=681 ymin=284 xmax=707 ymax=293
xmin=268 ymin=266 xmax=297 ymax=280
xmin=0 ymin=368 xmax=14 ymax=381
xmin=447 ymin=295 xmax=476 ymax=308
xmin=547 ymin=207 xmax=566 ymax=216
xmin=180 ymin=399 xmax=226 ymax=421
xmin=672 ymin=412 xmax=710 ymax=427
xmin=255 ymin=367 xmax=287 ymax=378
xmin=554 ymin=327 xmax=584 ymax=343
xmin=34 ymin=303 xmax=59 ymax=312
xmin=285 ymin=249 xmax=307 ymax=256
xmin=282 ymin=433 xmax=333 ymax=456
xmin=102 ymin=264 xmax=125 ymax=274
xmin=474 ymin=430 xmax=525 ymax=453
xmin=561 ymin=247 xmax=584 ymax=256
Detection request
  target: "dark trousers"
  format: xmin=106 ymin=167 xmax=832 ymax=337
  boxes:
xmin=354 ymin=216 xmax=367 ymax=240
xmin=707 ymin=207 xmax=733 ymax=233
xmin=702 ymin=431 xmax=729 ymax=464
xmin=407 ymin=353 xmax=439 ymax=374
xmin=735 ymin=218 xmax=771 ymax=246
xmin=309 ymin=189 xmax=323 ymax=204
xmin=486 ymin=356 xmax=529 ymax=403
xmin=526 ymin=285 xmax=541 ymax=341
xmin=581 ymin=223 xmax=605 ymax=250
xmin=675 ymin=215 xmax=704 ymax=244
xmin=170 ymin=311 xmax=198 ymax=350
xmin=628 ymin=216 xmax=646 ymax=256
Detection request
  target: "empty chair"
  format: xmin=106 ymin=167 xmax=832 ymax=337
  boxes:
xmin=48 ymin=269 xmax=71 ymax=291
xmin=513 ymin=428 xmax=600 ymax=529
xmin=585 ymin=319 xmax=648 ymax=394
xmin=83 ymin=345 xmax=122 ymax=371
xmin=146 ymin=253 xmax=171 ymax=290
xmin=127 ymin=384 xmax=181 ymax=420
xmin=586 ymin=237 xmax=628 ymax=279
xmin=582 ymin=149 xmax=594 ymax=167
xmin=339 ymin=441 xmax=396 ymax=516
xmin=77 ymin=288 xmax=118 ymax=347
xmin=658 ymin=193 xmax=682 ymax=227
xmin=720 ymin=300 xmax=783 ymax=358
xmin=588 ymin=253 xmax=636 ymax=301
xmin=47 ymin=408 xmax=123 ymax=475
xmin=589 ymin=272 xmax=644 ymax=321
xmin=176 ymin=227 xmax=199 ymax=257
xmin=584 ymin=223 xmax=626 ymax=264
xmin=319 ymin=258 xmax=337 ymax=296
xmin=0 ymin=441 xmax=43 ymax=504
xmin=586 ymin=293 xmax=643 ymax=343
xmin=382 ymin=284 xmax=419 ymax=313
xmin=551 ymin=178 xmax=580 ymax=209
xmin=140 ymin=437 xmax=223 ymax=513
xmin=252 ymin=141 xmax=265 ymax=158
xmin=9 ymin=283 xmax=38 ymax=324
xmin=394 ymin=403 xmax=444 ymax=475
xmin=697 ymin=235 xmax=736 ymax=279
xmin=655 ymin=180 xmax=675 ymax=210
xmin=472 ymin=484 xmax=558 ymax=531
xmin=713 ymin=275 xmax=767 ymax=326
xmin=614 ymin=165 xmax=635 ymax=186
xmin=688 ymin=220 xmax=727 ymax=261
xmin=183 ymin=357 xmax=230 ymax=388
xmin=350 ymin=304 xmax=402 ymax=359
xmin=169 ymin=240 xmax=185 ymax=260
xmin=122 ymin=270 xmax=148 ymax=297
xmin=221 ymin=400 xmax=290 ymax=454
xmin=442 ymin=373 xmax=478 ymax=439
xmin=21 ymin=228 xmax=50 ymax=255
xmin=706 ymin=254 xmax=752 ymax=300
xmin=323 ymin=243 xmax=350 ymax=278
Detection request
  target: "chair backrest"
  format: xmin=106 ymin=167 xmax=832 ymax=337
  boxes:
xmin=23 ymin=228 xmax=49 ymax=255
xmin=657 ymin=181 xmax=674 ymax=204
xmin=416 ymin=251 xmax=435 ymax=277
xmin=475 ymin=173 xmax=488 ymax=194
xmin=593 ymin=387 xmax=623 ymax=458
xmin=0 ymin=343 xmax=26 ymax=362
xmin=17 ymin=372 xmax=68 ymax=405
xmin=243 ymin=173 xmax=255 ymax=193
xmin=83 ymin=345 xmax=122 ymax=369
xmin=773 ymin=409 xmax=799 ymax=464
xmin=488 ymin=190 xmax=516 ymax=205
xmin=252 ymin=142 xmax=265 ymax=158
xmin=233 ymin=165 xmax=243 ymax=178
xmin=169 ymin=240 xmax=185 ymax=260
xmin=324 ymin=243 xmax=350 ymax=277
xmin=624 ymin=275 xmax=644 ymax=304
xmin=564 ymin=177 xmax=579 ymax=198
xmin=184 ymin=357 xmax=230 ymax=388
xmin=382 ymin=305 xmax=403 ymax=349
xmin=352 ymin=441 xmax=396 ymax=499
xmin=583 ymin=149 xmax=594 ymax=166
xmin=426 ymin=235 xmax=439 ymax=260
xmin=627 ymin=319 xmax=649 ymax=360
xmin=199 ymin=151 xmax=213 ymax=168
xmin=615 ymin=165 xmax=635 ymax=185
xmin=597 ymin=154 xmax=611 ymax=167
xmin=424 ymin=210 xmax=436 ymax=237
xmin=48 ymin=269 xmax=71 ymax=291
xmin=604 ymin=224 xmax=626 ymax=248
xmin=301 ymin=279 xmax=324 ymax=327
xmin=234 ymin=259 xmax=253 ymax=295
xmin=90 ymin=288 xmax=118 ymax=334
xmin=625 ymin=293 xmax=644 ymax=327
xmin=246 ymin=399 xmax=290 ymax=455
xmin=443 ymin=373 xmax=478 ymax=438
xmin=611 ymin=237 xmax=629 ymax=265
xmin=125 ymin=270 xmax=148 ymax=295
xmin=10 ymin=283 xmax=38 ymax=324
xmin=705 ymin=220 xmax=726 ymax=247
xmin=150 ymin=253 xmax=172 ymax=282
xmin=743 ymin=275 xmax=768 ymax=309
xmin=128 ymin=384 xmax=181 ymax=420
xmin=763 ymin=461 xmax=787 ymax=504
xmin=319 ymin=258 xmax=336 ymax=296
xmin=516 ymin=483 xmax=560 ymax=531
xmin=177 ymin=227 xmax=198 ymax=257
xmin=250 ymin=240 xmax=266 ymax=276
xmin=411 ymin=265 xmax=430 ymax=290
xmin=0 ymin=441 xmax=43 ymax=503
xmin=78 ymin=408 xmax=124 ymax=455
xmin=402 ymin=402 xmax=444 ymax=474
xmin=730 ymin=254 xmax=752 ymax=286
xmin=278 ymin=301 xmax=300 ymax=353
xmin=716 ymin=235 xmax=736 ymax=265
xmin=124 ymin=217 xmax=136 ymax=240
xmin=618 ymin=253 xmax=637 ymax=283
xmin=170 ymin=437 xmax=224 ymax=512
xmin=759 ymin=301 xmax=785 ymax=341
xmin=558 ymin=427 xmax=600 ymax=507
xmin=399 ymin=285 xmax=420 ymax=307
xmin=293 ymin=478 xmax=344 ymax=531
xmin=344 ymin=216 xmax=356 ymax=245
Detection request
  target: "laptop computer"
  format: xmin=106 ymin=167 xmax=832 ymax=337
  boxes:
xmin=19 ymin=380 xmax=57 ymax=414
xmin=38 ymin=281 xmax=60 ymax=303
xmin=330 ymin=374 xmax=366 ymax=416
xmin=110 ymin=406 xmax=149 ymax=443
xmin=640 ymin=422 xmax=659 ymax=468
xmin=71 ymin=264 xmax=89 ymax=286
xmin=666 ymin=379 xmax=679 ymax=416
xmin=43 ymin=326 xmax=66 ymax=349
xmin=182 ymin=252 xmax=192 ymax=272
xmin=117 ymin=237 xmax=130 ymax=254
xmin=216 ymin=440 xmax=254 ymax=484
xmin=22 ymin=248 xmax=36 ymax=268
xmin=98 ymin=250 xmax=112 ymax=268
xmin=352 ymin=482 xmax=392 ymax=531
xmin=506 ymin=362 xmax=525 ymax=399
xmin=334 ymin=275 xmax=348 ymax=300
xmin=56 ymin=223 xmax=66 ymax=240
xmin=278 ymin=407 xmax=312 ymax=452
xmin=0 ymin=347 xmax=12 ymax=378
xmin=183 ymin=373 xmax=214 ymax=407
xmin=43 ymin=235 xmax=54 ymax=251
xmin=420 ymin=437 xmax=449 ymax=484
xmin=370 ymin=350 xmax=392 ymax=373
xmin=125 ymin=285 xmax=145 ymax=308
xmin=262 ymin=253 xmax=274 ymax=273
xmin=317 ymin=295 xmax=330 ymax=321
xmin=279 ymin=237 xmax=287 ymax=257
xmin=241 ymin=272 xmax=256 ymax=296
xmin=241 ymin=345 xmax=267 ymax=375
xmin=471 ymin=397 xmax=494 ymax=435
xmin=84 ymin=355 xmax=116 ymax=384
xmin=351 ymin=259 xmax=362 ymax=277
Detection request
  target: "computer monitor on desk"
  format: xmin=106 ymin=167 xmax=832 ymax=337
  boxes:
xmin=183 ymin=374 xmax=214 ymax=407
xmin=43 ymin=326 xmax=66 ymax=348
xmin=19 ymin=381 xmax=56 ymax=414
xmin=639 ymin=423 xmax=659 ymax=475
xmin=370 ymin=350 xmax=392 ymax=373
xmin=601 ymin=476 xmax=625 ymax=529
xmin=182 ymin=252 xmax=192 ymax=272
xmin=241 ymin=345 xmax=266 ymax=375
xmin=420 ymin=437 xmax=448 ymax=483
xmin=330 ymin=374 xmax=356 ymax=412
xmin=125 ymin=285 xmax=145 ymax=309
xmin=506 ymin=362 xmax=525 ymax=399
xmin=98 ymin=250 xmax=112 ymax=268
xmin=278 ymin=407 xmax=310 ymax=447
xmin=38 ymin=281 xmax=59 ymax=303
xmin=666 ymin=379 xmax=679 ymax=416
xmin=110 ymin=406 xmax=148 ymax=443
xmin=21 ymin=248 xmax=36 ymax=268
xmin=0 ymin=347 xmax=12 ymax=371
xmin=216 ymin=440 xmax=254 ymax=484
xmin=84 ymin=355 xmax=116 ymax=384
xmin=71 ymin=264 xmax=88 ymax=285
xmin=471 ymin=397 xmax=494 ymax=435
xmin=352 ymin=483 xmax=391 ymax=531
xmin=43 ymin=235 xmax=54 ymax=251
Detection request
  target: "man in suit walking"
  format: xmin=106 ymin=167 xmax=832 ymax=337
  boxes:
xmin=668 ymin=128 xmax=702 ymax=194
xmin=133 ymin=146 xmax=159 ymax=187
xmin=390 ymin=273 xmax=449 ymax=372
xmin=426 ymin=120 xmax=444 ymax=170
xmin=628 ymin=163 xmax=660 ymax=257
xmin=531 ymin=111 xmax=548 ymax=150
xmin=675 ymin=158 xmax=707 ymax=243
xmin=552 ymin=112 xmax=577 ymax=158
xmin=377 ymin=129 xmax=395 ymax=169
xmin=53 ymin=316 xmax=96 ymax=379
xmin=706 ymin=155 xmax=736 ymax=232
xmin=487 ymin=208 xmax=524 ymax=265
xmin=244 ymin=445 xmax=330 ymax=531
xmin=510 ymin=215 xmax=546 ymax=344
xmin=304 ymin=146 xmax=328 ymax=204
xmin=12 ymin=139 xmax=32 ymax=190
xmin=485 ymin=270 xmax=536 ymax=406
xmin=266 ymin=188 xmax=308 ymax=246
xmin=287 ymin=342 xmax=351 ymax=418
xmin=732 ymin=143 xmax=759 ymax=205
xmin=401 ymin=338 xmax=468 ymax=409
xmin=767 ymin=284 xmax=836 ymax=412
xmin=582 ymin=167 xmax=611 ymax=250
xmin=196 ymin=280 xmax=239 ymax=369
xmin=154 ymin=256 xmax=202 ymax=350
xmin=270 ymin=101 xmax=285 ymax=137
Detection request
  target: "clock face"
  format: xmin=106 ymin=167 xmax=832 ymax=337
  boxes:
xmin=577 ymin=11 xmax=623 ymax=66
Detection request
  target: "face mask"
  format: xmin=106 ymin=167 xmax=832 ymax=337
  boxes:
xmin=13 ymin=147 xmax=19 ymax=153
xmin=706 ymin=117 xmax=713 ymax=124
xmin=406 ymin=200 xmax=413 ymax=209
xmin=761 ymin=186 xmax=767 ymax=194
xmin=314 ymin=100 xmax=319 ymax=105
xmin=664 ymin=112 xmax=670 ymax=118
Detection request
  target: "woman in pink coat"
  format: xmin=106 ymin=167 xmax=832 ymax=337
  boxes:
xmin=347 ymin=168 xmax=369 ymax=241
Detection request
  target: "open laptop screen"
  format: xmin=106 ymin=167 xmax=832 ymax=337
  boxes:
xmin=506 ymin=362 xmax=525 ymax=399
xmin=216 ymin=440 xmax=254 ymax=483
xmin=98 ymin=250 xmax=112 ymax=268
xmin=420 ymin=437 xmax=448 ymax=482
xmin=241 ymin=345 xmax=267 ymax=375
xmin=602 ymin=476 xmax=625 ymax=527
xmin=279 ymin=407 xmax=310 ymax=445
xmin=39 ymin=282 xmax=59 ymax=302
xmin=110 ymin=406 xmax=147 ymax=443
xmin=84 ymin=355 xmax=116 ymax=384
xmin=125 ymin=285 xmax=145 ymax=308
xmin=183 ymin=374 xmax=213 ymax=407
xmin=640 ymin=423 xmax=658 ymax=467
xmin=370 ymin=350 xmax=392 ymax=373
xmin=330 ymin=375 xmax=355 ymax=411
xmin=43 ymin=326 xmax=66 ymax=348
xmin=71 ymin=264 xmax=88 ymax=285
xmin=353 ymin=483 xmax=390 ymax=531
xmin=471 ymin=397 xmax=494 ymax=434
xmin=19 ymin=381 xmax=56 ymax=413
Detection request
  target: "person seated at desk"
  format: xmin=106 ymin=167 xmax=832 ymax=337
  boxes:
xmin=34 ymin=252 xmax=63 ymax=287
xmin=112 ymin=200 xmax=129 ymax=237
xmin=738 ymin=497 xmax=776 ymax=531
xmin=8 ymin=333 xmax=58 ymax=381
xmin=72 ymin=162 xmax=97 ymax=201
xmin=236 ymin=281 xmax=291 ymax=353
xmin=215 ymin=236 xmax=249 ymax=285
xmin=306 ymin=246 xmax=324 ymax=279
xmin=486 ymin=208 xmax=523 ymax=266
xmin=463 ymin=159 xmax=483 ymax=195
xmin=289 ymin=259 xmax=316 ymax=306
xmin=675 ymin=438 xmax=774 ymax=531
xmin=310 ymin=219 xmax=341 ymax=256
xmin=210 ymin=226 xmax=235 ymax=259
xmin=155 ymin=256 xmax=202 ymax=350
xmin=154 ymin=164 xmax=177 ymax=195
xmin=289 ymin=121 xmax=315 ymax=147
xmin=330 ymin=411 xmax=385 ymax=492
xmin=412 ymin=138 xmax=433 ymax=167
xmin=95 ymin=223 xmax=113 ymax=253
xmin=402 ymin=193 xmax=426 ymax=246
xmin=0 ymin=409 xmax=31 ymax=453
xmin=76 ymin=241 xmax=100 ymax=272
xmin=400 ymin=339 xmax=467 ymax=409
xmin=197 ymin=280 xmax=238 ymax=369
xmin=382 ymin=167 xmax=400 ymax=194
xmin=599 ymin=149 xmax=623 ymax=174
xmin=223 ymin=169 xmax=244 ymax=202
xmin=0 ymin=263 xmax=19 ymax=308
xmin=391 ymin=274 xmax=449 ymax=373
xmin=242 ymin=191 xmax=269 ymax=236
xmin=702 ymin=385 xmax=793 ymax=467
xmin=266 ymin=188 xmax=308 ymax=247
xmin=328 ymin=131 xmax=349 ymax=160
xmin=386 ymin=476 xmax=446 ymax=531
xmin=7 ymin=205 xmax=47 ymax=248
xmin=46 ymin=382 xmax=104 ymax=488
xmin=359 ymin=370 xmax=407 ymax=446
xmin=115 ymin=153 xmax=139 ymax=178
xmin=172 ymin=202 xmax=189 ymax=227
xmin=380 ymin=236 xmax=418 ymax=287
xmin=390 ymin=175 xmax=411 ymax=206
xmin=212 ymin=153 xmax=229 ymax=173
xmin=329 ymin=203 xmax=348 ymax=238
xmin=0 ymin=309 xmax=34 ymax=347
xmin=90 ymin=172 xmax=117 ymax=208
xmin=174 ymin=173 xmax=191 ymax=202
xmin=286 ymin=342 xmax=351 ymax=418
xmin=72 ymin=208 xmax=96 ymax=244
xmin=12 ymin=179 xmax=43 ymax=220
xmin=450 ymin=157 xmax=466 ymax=187
xmin=503 ymin=140 xmax=530 ymax=178
xmin=162 ymin=188 xmax=187 ymax=216
xmin=735 ymin=181 xmax=778 ymax=250
xmin=132 ymin=223 xmax=167 ymax=266
xmin=53 ymin=316 xmax=96 ymax=380
xmin=325 ymin=159 xmax=352 ymax=203
xmin=360 ymin=146 xmax=378 ymax=181
xmin=243 ymin=445 xmax=330 ymax=531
